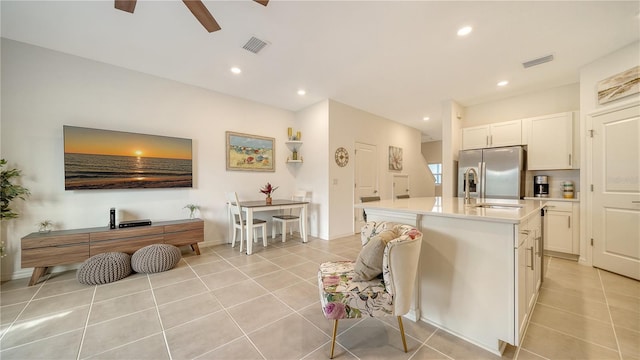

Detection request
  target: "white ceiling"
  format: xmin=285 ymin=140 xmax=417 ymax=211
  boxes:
xmin=2 ymin=1 xmax=639 ymax=141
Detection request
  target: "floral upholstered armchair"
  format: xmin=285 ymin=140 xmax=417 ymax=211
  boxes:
xmin=317 ymin=221 xmax=422 ymax=358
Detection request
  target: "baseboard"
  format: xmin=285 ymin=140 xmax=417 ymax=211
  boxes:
xmin=544 ymin=250 xmax=579 ymax=261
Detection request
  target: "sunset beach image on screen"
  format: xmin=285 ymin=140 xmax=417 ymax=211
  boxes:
xmin=63 ymin=126 xmax=193 ymax=190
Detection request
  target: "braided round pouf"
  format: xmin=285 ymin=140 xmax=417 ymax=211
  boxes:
xmin=77 ymin=252 xmax=132 ymax=285
xmin=131 ymin=244 xmax=181 ymax=274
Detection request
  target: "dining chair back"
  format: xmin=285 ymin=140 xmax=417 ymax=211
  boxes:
xmin=271 ymin=190 xmax=307 ymax=243
xmin=226 ymin=192 xmax=267 ymax=253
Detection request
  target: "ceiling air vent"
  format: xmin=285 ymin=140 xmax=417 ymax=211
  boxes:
xmin=242 ymin=36 xmax=269 ymax=54
xmin=522 ymin=54 xmax=554 ymax=68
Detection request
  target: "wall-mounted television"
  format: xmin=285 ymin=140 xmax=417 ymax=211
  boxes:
xmin=64 ymin=126 xmax=193 ymax=190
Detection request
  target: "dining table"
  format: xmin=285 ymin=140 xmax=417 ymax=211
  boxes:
xmin=229 ymin=199 xmax=309 ymax=255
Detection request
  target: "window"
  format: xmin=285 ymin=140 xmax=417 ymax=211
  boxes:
xmin=428 ymin=163 xmax=442 ymax=185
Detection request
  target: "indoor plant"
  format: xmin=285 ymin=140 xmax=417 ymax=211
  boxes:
xmin=184 ymin=204 xmax=200 ymax=219
xmin=38 ymin=220 xmax=53 ymax=233
xmin=1 ymin=159 xmax=30 ymax=220
xmin=259 ymin=182 xmax=278 ymax=205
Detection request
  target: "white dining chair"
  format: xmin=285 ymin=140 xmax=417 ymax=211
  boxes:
xmin=226 ymin=192 xmax=267 ymax=253
xmin=271 ymin=190 xmax=307 ymax=243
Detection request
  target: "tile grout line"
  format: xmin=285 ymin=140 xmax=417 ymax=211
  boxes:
xmin=410 ymin=328 xmax=454 ymax=360
xmin=213 ymin=240 xmax=362 ymax=359
xmin=596 ymin=268 xmax=624 ymax=360
xmin=529 ymin=319 xmax=621 ymax=353
xmin=145 ymin=273 xmax=173 ymax=360
xmin=188 ymin=250 xmax=268 ymax=360
xmin=76 ymin=285 xmax=98 ymax=360
xmin=0 ymin=279 xmax=45 ymax=342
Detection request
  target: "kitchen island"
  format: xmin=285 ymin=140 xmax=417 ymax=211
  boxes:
xmin=355 ymin=197 xmax=544 ymax=355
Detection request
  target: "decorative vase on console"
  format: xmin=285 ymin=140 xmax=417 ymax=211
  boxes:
xmin=260 ymin=182 xmax=278 ymax=205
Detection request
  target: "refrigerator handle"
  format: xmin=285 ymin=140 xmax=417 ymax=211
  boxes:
xmin=479 ymin=161 xmax=486 ymax=199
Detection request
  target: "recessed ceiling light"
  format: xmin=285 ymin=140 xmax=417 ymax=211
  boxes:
xmin=457 ymin=26 xmax=472 ymax=37
xmin=497 ymin=80 xmax=509 ymax=87
xmin=423 ymin=116 xmax=430 ymax=121
xmin=230 ymin=67 xmax=242 ymax=74
xmin=297 ymin=89 xmax=306 ymax=96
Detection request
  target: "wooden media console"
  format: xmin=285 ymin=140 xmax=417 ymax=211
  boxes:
xmin=21 ymin=218 xmax=204 ymax=286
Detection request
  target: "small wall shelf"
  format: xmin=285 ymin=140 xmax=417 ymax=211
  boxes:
xmin=285 ymin=140 xmax=303 ymax=163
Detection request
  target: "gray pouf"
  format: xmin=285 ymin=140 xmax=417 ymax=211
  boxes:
xmin=131 ymin=244 xmax=181 ymax=274
xmin=77 ymin=252 xmax=132 ymax=285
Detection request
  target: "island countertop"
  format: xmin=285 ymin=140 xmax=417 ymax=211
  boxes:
xmin=355 ymin=196 xmax=544 ymax=224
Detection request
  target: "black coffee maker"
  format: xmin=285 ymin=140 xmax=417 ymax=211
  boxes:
xmin=534 ymin=175 xmax=549 ymax=197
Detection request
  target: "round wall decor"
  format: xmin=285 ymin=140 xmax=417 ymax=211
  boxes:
xmin=335 ymin=147 xmax=349 ymax=167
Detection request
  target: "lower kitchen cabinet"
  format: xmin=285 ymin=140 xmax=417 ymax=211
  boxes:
xmin=544 ymin=201 xmax=579 ymax=255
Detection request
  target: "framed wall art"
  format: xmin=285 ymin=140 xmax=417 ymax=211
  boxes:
xmin=388 ymin=146 xmax=403 ymax=171
xmin=597 ymin=65 xmax=640 ymax=105
xmin=226 ymin=131 xmax=275 ymax=172
xmin=64 ymin=125 xmax=192 ymax=190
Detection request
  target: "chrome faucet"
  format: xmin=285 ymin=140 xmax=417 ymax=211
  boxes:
xmin=464 ymin=167 xmax=478 ymax=204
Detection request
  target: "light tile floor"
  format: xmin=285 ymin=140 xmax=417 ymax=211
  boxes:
xmin=1 ymin=234 xmax=638 ymax=359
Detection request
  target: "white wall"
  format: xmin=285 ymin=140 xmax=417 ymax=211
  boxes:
xmin=421 ymin=141 xmax=442 ymax=164
xmin=578 ymin=40 xmax=640 ymax=265
xmin=294 ymin=100 xmax=329 ymax=239
xmin=0 ymin=39 xmax=301 ymax=279
xmin=328 ymin=100 xmax=434 ymax=239
xmin=463 ymin=83 xmax=580 ymax=127
xmin=442 ymin=100 xmax=464 ymax=197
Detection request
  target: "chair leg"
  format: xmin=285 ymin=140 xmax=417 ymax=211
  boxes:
xmin=281 ymin=222 xmax=287 ymax=243
xmin=272 ymin=221 xmax=277 ymax=239
xmin=397 ymin=316 xmax=408 ymax=353
xmin=231 ymin=226 xmax=237 ymax=248
xmin=239 ymin=226 xmax=245 ymax=253
xmin=330 ymin=319 xmax=338 ymax=359
xmin=262 ymin=224 xmax=267 ymax=247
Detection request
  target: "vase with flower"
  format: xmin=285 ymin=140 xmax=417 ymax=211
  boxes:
xmin=260 ymin=182 xmax=279 ymax=205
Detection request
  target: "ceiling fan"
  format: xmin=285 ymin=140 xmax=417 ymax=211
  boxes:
xmin=114 ymin=0 xmax=268 ymax=33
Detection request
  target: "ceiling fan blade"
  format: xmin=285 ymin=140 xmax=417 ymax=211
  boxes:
xmin=254 ymin=0 xmax=269 ymax=6
xmin=182 ymin=0 xmax=221 ymax=32
xmin=114 ymin=0 xmax=137 ymax=13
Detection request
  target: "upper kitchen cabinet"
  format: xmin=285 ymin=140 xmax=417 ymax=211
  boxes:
xmin=524 ymin=112 xmax=579 ymax=170
xmin=462 ymin=119 xmax=522 ymax=150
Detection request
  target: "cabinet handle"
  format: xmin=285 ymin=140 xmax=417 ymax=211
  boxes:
xmin=526 ymin=246 xmax=534 ymax=270
xmin=568 ymin=217 xmax=571 ymax=228
xmin=632 ymin=201 xmax=640 ymax=204
xmin=530 ymin=246 xmax=535 ymax=271
xmin=520 ymin=229 xmax=531 ymax=235
xmin=486 ymin=135 xmax=489 ymax=147
xmin=489 ymin=135 xmax=493 ymax=146
xmin=569 ymin=154 xmax=572 ymax=166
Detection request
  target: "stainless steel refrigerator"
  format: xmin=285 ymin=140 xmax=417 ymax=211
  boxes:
xmin=457 ymin=146 xmax=525 ymax=199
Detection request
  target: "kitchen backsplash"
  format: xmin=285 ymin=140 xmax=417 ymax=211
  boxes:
xmin=525 ymin=169 xmax=580 ymax=198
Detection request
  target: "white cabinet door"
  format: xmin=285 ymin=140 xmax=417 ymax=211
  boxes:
xmin=527 ymin=112 xmax=575 ymax=170
xmin=462 ymin=125 xmax=490 ymax=149
xmin=516 ymin=239 xmax=527 ymax=342
xmin=462 ymin=120 xmax=522 ymax=150
xmin=490 ymin=120 xmax=522 ymax=147
xmin=545 ymin=210 xmax=573 ymax=253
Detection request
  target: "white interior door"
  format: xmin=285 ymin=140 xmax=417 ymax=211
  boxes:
xmin=355 ymin=142 xmax=378 ymax=231
xmin=393 ymin=174 xmax=409 ymax=198
xmin=591 ymin=103 xmax=640 ymax=280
